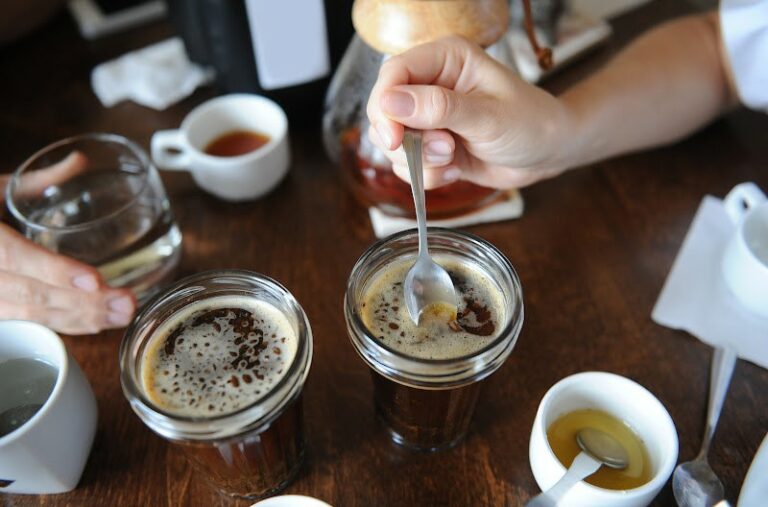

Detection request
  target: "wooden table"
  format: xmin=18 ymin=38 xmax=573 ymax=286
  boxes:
xmin=1 ymin=2 xmax=766 ymax=506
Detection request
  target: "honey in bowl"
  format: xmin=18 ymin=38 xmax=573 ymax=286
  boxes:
xmin=547 ymin=409 xmax=652 ymax=490
xmin=204 ymin=130 xmax=270 ymax=157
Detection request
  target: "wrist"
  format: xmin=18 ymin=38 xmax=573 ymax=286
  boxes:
xmin=550 ymin=92 xmax=589 ymax=171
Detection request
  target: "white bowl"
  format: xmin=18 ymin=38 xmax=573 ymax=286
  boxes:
xmin=251 ymin=495 xmax=333 ymax=507
xmin=529 ymin=371 xmax=678 ymax=507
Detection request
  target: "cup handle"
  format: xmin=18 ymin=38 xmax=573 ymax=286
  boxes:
xmin=151 ymin=130 xmax=192 ymax=171
xmin=723 ymin=182 xmax=766 ymax=223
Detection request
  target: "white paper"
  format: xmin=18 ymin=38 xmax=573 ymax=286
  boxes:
xmin=244 ymin=0 xmax=330 ymax=90
xmin=91 ymin=38 xmax=213 ymax=110
xmin=652 ymin=196 xmax=768 ymax=369
xmin=369 ymin=190 xmax=524 ymax=239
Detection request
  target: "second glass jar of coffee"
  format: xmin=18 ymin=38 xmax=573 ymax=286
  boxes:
xmin=345 ymin=228 xmax=523 ymax=451
xmin=120 ymin=270 xmax=313 ymax=499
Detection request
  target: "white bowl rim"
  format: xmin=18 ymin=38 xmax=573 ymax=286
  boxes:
xmin=533 ymin=371 xmax=679 ymax=499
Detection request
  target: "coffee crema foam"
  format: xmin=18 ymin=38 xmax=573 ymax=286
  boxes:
xmin=141 ymin=296 xmax=297 ymax=418
xmin=361 ymin=256 xmax=506 ymax=360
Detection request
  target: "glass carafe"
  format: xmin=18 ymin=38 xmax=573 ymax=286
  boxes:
xmin=323 ymin=0 xmax=514 ymax=219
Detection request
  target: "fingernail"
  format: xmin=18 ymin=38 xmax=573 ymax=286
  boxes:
xmin=426 ymin=141 xmax=453 ymax=156
xmin=381 ymin=91 xmax=415 ymax=117
xmin=108 ymin=295 xmax=134 ymax=315
xmin=107 ymin=312 xmax=131 ymax=327
xmin=442 ymin=168 xmax=462 ymax=183
xmin=425 ymin=152 xmax=452 ymax=165
xmin=425 ymin=141 xmax=453 ymax=164
xmin=72 ymin=274 xmax=99 ymax=292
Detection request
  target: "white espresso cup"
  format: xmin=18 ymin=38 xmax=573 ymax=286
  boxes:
xmin=721 ymin=182 xmax=768 ymax=318
xmin=151 ymin=94 xmax=290 ymax=202
xmin=0 ymin=321 xmax=98 ymax=494
xmin=529 ymin=372 xmax=678 ymax=507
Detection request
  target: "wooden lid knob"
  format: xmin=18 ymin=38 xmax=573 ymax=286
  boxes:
xmin=352 ymin=0 xmax=509 ymax=55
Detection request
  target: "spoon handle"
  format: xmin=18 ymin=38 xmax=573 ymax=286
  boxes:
xmin=526 ymin=452 xmax=601 ymax=507
xmin=402 ymin=130 xmax=428 ymax=259
xmin=699 ymin=346 xmax=737 ymax=458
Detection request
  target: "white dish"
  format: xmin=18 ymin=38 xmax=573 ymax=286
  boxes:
xmin=738 ymin=432 xmax=768 ymax=507
xmin=0 ymin=321 xmax=97 ymax=494
xmin=252 ymin=495 xmax=333 ymax=507
xmin=529 ymin=371 xmax=678 ymax=507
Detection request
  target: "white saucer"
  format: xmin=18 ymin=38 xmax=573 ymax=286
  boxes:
xmin=251 ymin=495 xmax=333 ymax=507
xmin=738 ymin=432 xmax=768 ymax=507
xmin=369 ymin=189 xmax=524 ymax=238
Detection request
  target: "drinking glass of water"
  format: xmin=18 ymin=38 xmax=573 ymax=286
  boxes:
xmin=6 ymin=133 xmax=183 ymax=302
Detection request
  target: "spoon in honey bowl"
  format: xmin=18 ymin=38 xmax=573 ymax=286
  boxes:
xmin=526 ymin=428 xmax=629 ymax=507
xmin=401 ymin=130 xmax=458 ymax=325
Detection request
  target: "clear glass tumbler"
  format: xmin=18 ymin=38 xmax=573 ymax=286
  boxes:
xmin=345 ymin=228 xmax=524 ymax=451
xmin=119 ymin=270 xmax=313 ymax=500
xmin=5 ymin=133 xmax=182 ymax=302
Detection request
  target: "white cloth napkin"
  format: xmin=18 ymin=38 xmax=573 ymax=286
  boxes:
xmin=369 ymin=190 xmax=524 ymax=239
xmin=91 ymin=37 xmax=214 ymax=110
xmin=652 ymin=195 xmax=768 ymax=369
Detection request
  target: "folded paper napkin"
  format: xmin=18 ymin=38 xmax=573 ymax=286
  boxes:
xmin=91 ymin=37 xmax=214 ymax=110
xmin=369 ymin=190 xmax=524 ymax=239
xmin=652 ymin=195 xmax=768 ymax=369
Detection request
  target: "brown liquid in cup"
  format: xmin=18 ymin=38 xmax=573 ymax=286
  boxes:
xmin=179 ymin=396 xmax=305 ymax=498
xmin=204 ymin=130 xmax=270 ymax=157
xmin=360 ymin=256 xmax=505 ymax=450
xmin=140 ymin=296 xmax=303 ymax=499
xmin=361 ymin=257 xmax=503 ymax=360
xmin=372 ymin=372 xmax=482 ymax=450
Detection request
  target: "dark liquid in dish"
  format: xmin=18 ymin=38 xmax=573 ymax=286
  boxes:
xmin=205 ymin=130 xmax=270 ymax=157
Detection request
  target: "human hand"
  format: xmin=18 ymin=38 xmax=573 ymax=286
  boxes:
xmin=367 ymin=36 xmax=574 ymax=190
xmin=0 ymin=152 xmax=136 ymax=334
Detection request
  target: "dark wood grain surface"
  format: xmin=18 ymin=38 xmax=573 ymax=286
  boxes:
xmin=1 ymin=2 xmax=767 ymax=506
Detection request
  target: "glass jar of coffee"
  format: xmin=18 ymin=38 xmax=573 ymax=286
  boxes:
xmin=345 ymin=228 xmax=523 ymax=450
xmin=120 ymin=270 xmax=313 ymax=500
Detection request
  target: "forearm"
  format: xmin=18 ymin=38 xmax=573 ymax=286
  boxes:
xmin=558 ymin=12 xmax=736 ymax=169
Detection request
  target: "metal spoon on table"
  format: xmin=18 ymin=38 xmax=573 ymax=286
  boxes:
xmin=401 ymin=130 xmax=458 ymax=325
xmin=673 ymin=346 xmax=737 ymax=507
xmin=526 ymin=428 xmax=629 ymax=507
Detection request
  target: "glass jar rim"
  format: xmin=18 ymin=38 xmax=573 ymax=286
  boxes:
xmin=345 ymin=228 xmax=524 ymax=388
xmin=119 ymin=270 xmax=313 ymax=441
xmin=6 ymin=132 xmax=151 ymax=233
